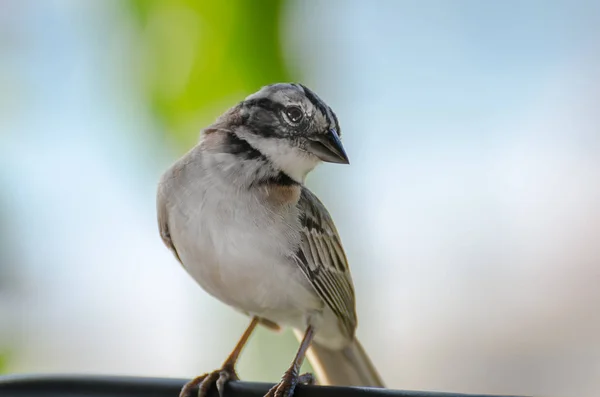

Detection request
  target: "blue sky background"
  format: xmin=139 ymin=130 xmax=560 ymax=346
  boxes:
xmin=1 ymin=1 xmax=600 ymax=396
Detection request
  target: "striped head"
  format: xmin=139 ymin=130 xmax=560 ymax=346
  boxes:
xmin=216 ymin=83 xmax=349 ymax=183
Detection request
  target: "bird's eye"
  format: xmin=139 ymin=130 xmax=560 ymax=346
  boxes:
xmin=284 ymin=106 xmax=303 ymax=124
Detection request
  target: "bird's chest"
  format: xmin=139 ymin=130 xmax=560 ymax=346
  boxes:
xmin=172 ymin=186 xmax=313 ymax=315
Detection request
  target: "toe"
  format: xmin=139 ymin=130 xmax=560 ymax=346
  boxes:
xmin=216 ymin=369 xmax=237 ymax=397
xmin=264 ymin=381 xmax=293 ymax=397
xmin=297 ymin=372 xmax=315 ymax=385
xmin=178 ymin=374 xmax=208 ymax=397
xmin=197 ymin=371 xmax=220 ymax=397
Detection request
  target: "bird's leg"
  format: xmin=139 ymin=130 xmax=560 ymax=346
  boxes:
xmin=179 ymin=317 xmax=260 ymax=397
xmin=265 ymin=325 xmax=316 ymax=397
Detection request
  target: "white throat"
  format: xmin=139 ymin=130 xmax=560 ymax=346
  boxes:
xmin=243 ymin=134 xmax=320 ymax=183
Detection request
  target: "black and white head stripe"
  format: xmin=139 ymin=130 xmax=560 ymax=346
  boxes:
xmin=241 ymin=83 xmax=340 ymax=137
xmin=295 ymin=84 xmax=341 ymax=136
xmin=242 ymin=96 xmax=285 ymax=115
xmin=223 ymin=130 xmax=265 ymax=160
xmin=222 ymin=130 xmax=300 ymax=187
xmin=217 ymin=83 xmax=345 ymax=186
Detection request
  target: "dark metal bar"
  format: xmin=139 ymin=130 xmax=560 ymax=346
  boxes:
xmin=0 ymin=375 xmax=526 ymax=397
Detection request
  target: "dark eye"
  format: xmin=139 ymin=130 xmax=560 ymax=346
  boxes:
xmin=284 ymin=106 xmax=303 ymax=123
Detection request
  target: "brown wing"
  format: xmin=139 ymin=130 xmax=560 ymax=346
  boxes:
xmin=295 ymin=187 xmax=357 ymax=338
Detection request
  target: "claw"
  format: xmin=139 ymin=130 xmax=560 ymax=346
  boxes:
xmin=197 ymin=371 xmax=219 ymax=397
xmin=216 ymin=367 xmax=239 ymax=397
xmin=297 ymin=372 xmax=315 ymax=385
xmin=179 ymin=374 xmax=208 ymax=397
xmin=179 ymin=366 xmax=239 ymax=397
xmin=264 ymin=370 xmax=314 ymax=397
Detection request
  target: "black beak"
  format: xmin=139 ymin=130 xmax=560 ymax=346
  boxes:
xmin=307 ymin=129 xmax=350 ymax=164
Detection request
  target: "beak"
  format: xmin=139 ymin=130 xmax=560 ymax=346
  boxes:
xmin=307 ymin=129 xmax=350 ymax=164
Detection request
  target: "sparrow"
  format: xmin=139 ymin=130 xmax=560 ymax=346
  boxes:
xmin=157 ymin=83 xmax=384 ymax=397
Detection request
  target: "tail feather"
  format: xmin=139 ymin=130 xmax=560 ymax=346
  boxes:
xmin=297 ymin=333 xmax=385 ymax=387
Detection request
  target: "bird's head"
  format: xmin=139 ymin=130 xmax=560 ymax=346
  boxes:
xmin=215 ymin=83 xmax=349 ymax=183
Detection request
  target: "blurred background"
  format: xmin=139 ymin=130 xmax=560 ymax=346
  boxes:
xmin=1 ymin=0 xmax=600 ymax=396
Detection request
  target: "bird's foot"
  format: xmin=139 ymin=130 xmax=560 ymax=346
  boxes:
xmin=264 ymin=370 xmax=315 ymax=397
xmin=179 ymin=364 xmax=239 ymax=397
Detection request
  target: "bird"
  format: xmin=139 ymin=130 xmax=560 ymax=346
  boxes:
xmin=157 ymin=83 xmax=384 ymax=397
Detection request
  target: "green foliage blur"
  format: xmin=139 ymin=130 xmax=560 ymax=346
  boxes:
xmin=125 ymin=0 xmax=293 ymax=150
xmin=123 ymin=0 xmax=312 ymax=380
xmin=0 ymin=352 xmax=9 ymax=374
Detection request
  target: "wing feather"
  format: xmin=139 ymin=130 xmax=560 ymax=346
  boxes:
xmin=295 ymin=188 xmax=357 ymax=338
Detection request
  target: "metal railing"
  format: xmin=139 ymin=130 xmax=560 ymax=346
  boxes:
xmin=0 ymin=375 xmax=526 ymax=397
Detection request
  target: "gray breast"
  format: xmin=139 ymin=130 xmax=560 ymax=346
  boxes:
xmin=159 ymin=148 xmax=322 ymax=321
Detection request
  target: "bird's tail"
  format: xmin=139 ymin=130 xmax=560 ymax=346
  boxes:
xmin=299 ymin=334 xmax=385 ymax=387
